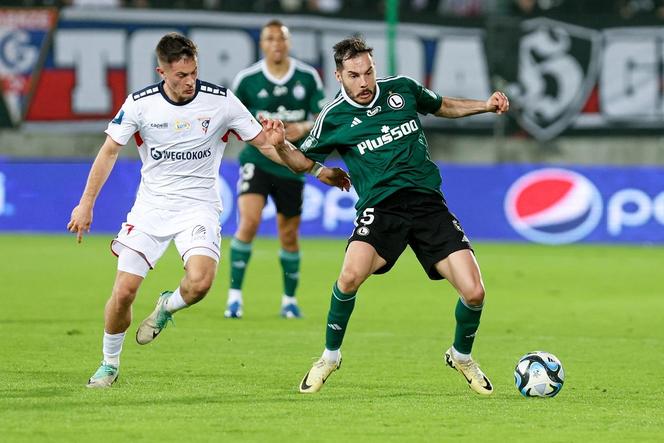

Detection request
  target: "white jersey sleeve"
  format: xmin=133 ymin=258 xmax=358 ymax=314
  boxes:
xmin=225 ymin=89 xmax=263 ymax=141
xmin=105 ymin=95 xmax=140 ymax=146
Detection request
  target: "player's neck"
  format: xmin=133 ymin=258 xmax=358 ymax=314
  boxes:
xmin=265 ymin=58 xmax=291 ymax=79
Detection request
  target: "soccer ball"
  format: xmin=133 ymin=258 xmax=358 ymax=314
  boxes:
xmin=514 ymin=351 xmax=565 ymax=398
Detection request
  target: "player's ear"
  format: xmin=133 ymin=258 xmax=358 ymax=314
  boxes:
xmin=335 ymin=70 xmax=342 ymax=83
xmin=156 ymin=66 xmax=165 ymax=79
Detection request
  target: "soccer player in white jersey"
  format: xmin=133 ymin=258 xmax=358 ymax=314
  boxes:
xmin=67 ymin=33 xmax=350 ymax=388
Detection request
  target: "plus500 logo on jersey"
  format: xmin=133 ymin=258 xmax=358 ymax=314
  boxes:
xmin=505 ymin=168 xmax=664 ymax=243
xmin=504 ymin=168 xmax=603 ymax=244
xmin=357 ymin=120 xmax=419 ymax=155
xmin=150 ymin=148 xmax=212 ymax=161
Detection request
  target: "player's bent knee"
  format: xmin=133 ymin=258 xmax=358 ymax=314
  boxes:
xmin=338 ymin=269 xmax=366 ymax=293
xmin=462 ymin=284 xmax=486 ymax=307
xmin=111 ymin=285 xmax=138 ymax=308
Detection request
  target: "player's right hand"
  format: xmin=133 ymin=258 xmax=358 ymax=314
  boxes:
xmin=318 ymin=167 xmax=352 ymax=192
xmin=67 ymin=204 xmax=93 ymax=243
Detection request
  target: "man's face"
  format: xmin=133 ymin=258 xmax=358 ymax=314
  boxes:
xmin=260 ymin=25 xmax=290 ymax=64
xmin=157 ymin=56 xmax=198 ymax=102
xmin=336 ymin=52 xmax=376 ymax=105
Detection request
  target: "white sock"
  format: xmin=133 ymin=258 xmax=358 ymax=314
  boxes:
xmin=228 ymin=288 xmax=242 ymax=304
xmin=452 ymin=346 xmax=471 ymax=362
xmin=165 ymin=288 xmax=188 ymax=313
xmin=281 ymin=294 xmax=297 ymax=306
xmin=323 ymin=348 xmax=340 ymax=363
xmin=102 ymin=331 xmax=126 ymax=367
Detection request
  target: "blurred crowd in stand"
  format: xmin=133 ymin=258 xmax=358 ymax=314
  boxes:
xmin=6 ymin=0 xmax=664 ymax=20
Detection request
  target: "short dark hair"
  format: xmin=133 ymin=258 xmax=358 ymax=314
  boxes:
xmin=333 ymin=36 xmax=373 ymax=70
xmin=156 ymin=33 xmax=197 ymax=65
xmin=263 ymin=19 xmax=287 ymax=31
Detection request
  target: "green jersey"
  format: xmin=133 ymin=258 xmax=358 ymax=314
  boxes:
xmin=233 ymin=59 xmax=326 ymax=181
xmin=300 ymin=76 xmax=444 ymax=212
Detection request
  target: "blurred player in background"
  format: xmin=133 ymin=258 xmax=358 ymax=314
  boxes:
xmin=67 ymin=32 xmax=348 ymax=388
xmin=269 ymin=36 xmax=509 ymax=395
xmin=224 ymin=20 xmax=326 ymax=319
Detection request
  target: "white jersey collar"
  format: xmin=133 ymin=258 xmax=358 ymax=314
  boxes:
xmin=261 ymin=59 xmax=295 ymax=86
xmin=340 ymin=81 xmax=381 ymax=108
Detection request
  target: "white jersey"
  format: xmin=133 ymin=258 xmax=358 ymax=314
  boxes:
xmin=105 ymin=80 xmax=262 ymax=211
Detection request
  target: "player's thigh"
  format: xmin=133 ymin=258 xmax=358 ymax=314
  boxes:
xmin=340 ymin=241 xmax=388 ymax=283
xmin=111 ymin=223 xmax=172 ymax=272
xmin=237 ymin=194 xmax=267 ymax=230
xmin=434 ymin=249 xmax=484 ymax=296
xmin=173 ymin=210 xmax=222 ymax=267
xmin=346 ymin=206 xmax=409 ymax=276
xmin=409 ymin=199 xmax=472 ymax=280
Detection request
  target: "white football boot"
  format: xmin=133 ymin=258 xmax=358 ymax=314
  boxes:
xmin=86 ymin=361 xmax=119 ymax=388
xmin=444 ymin=347 xmax=493 ymax=395
xmin=136 ymin=291 xmax=173 ymax=345
xmin=299 ymin=353 xmax=342 ymax=394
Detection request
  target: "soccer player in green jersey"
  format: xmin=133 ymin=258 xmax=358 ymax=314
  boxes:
xmin=224 ymin=20 xmax=327 ymax=319
xmin=270 ymin=36 xmax=509 ymax=395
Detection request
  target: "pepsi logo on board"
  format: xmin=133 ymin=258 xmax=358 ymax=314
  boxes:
xmin=504 ymin=168 xmax=603 ymax=244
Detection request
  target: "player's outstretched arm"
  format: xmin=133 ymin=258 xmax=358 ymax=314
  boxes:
xmin=249 ymin=118 xmax=351 ymax=191
xmin=435 ymin=91 xmax=509 ymax=118
xmin=67 ymin=135 xmax=122 ymax=243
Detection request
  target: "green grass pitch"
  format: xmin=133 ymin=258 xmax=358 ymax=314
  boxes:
xmin=1 ymin=234 xmax=662 ymax=442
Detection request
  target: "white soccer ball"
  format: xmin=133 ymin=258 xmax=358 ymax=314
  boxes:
xmin=514 ymin=351 xmax=565 ymax=398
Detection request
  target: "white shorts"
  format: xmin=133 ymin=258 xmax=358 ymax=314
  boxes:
xmin=110 ymin=204 xmax=222 ymax=272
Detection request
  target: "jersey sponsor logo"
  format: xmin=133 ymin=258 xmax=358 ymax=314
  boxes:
xmin=273 ymin=85 xmax=288 ymax=97
xmin=257 ymin=88 xmax=269 ymax=98
xmin=174 ymin=119 xmax=191 ymax=132
xmin=150 ymin=147 xmax=212 ymax=161
xmin=387 ymin=93 xmax=404 ymax=110
xmin=300 ymin=135 xmax=318 ymax=151
xmin=356 ymin=119 xmax=420 ymax=155
xmin=199 ymin=117 xmax=211 ymax=134
xmin=504 ymin=168 xmax=603 ymax=244
xmin=366 ymin=105 xmax=381 ymax=116
xmin=293 ymin=83 xmax=306 ymax=100
xmin=149 ymin=122 xmax=168 ymax=129
xmin=350 ymin=117 xmax=362 ymax=127
xmin=256 ymin=106 xmax=306 ymax=122
xmin=111 ymin=109 xmax=124 ymax=124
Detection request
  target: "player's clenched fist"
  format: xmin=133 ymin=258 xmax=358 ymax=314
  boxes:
xmin=486 ymin=91 xmax=509 ymax=115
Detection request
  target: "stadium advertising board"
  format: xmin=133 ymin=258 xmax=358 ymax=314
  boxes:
xmin=0 ymin=8 xmax=57 ymax=127
xmin=10 ymin=8 xmax=664 ymax=139
xmin=0 ymin=160 xmax=661 ymax=244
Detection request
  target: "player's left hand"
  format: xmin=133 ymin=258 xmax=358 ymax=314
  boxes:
xmin=67 ymin=204 xmax=93 ymax=243
xmin=318 ymin=167 xmax=352 ymax=192
xmin=486 ymin=91 xmax=509 ymax=115
xmin=260 ymin=117 xmax=286 ymax=148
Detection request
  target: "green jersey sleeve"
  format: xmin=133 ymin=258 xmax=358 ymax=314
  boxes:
xmin=406 ymin=76 xmax=443 ymax=115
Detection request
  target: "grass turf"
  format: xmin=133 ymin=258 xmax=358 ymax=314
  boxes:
xmin=1 ymin=234 xmax=662 ymax=442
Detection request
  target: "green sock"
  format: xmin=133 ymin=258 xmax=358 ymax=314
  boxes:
xmin=279 ymin=249 xmax=300 ymax=297
xmin=453 ymin=298 xmax=483 ymax=354
xmin=325 ymin=282 xmax=357 ymax=351
xmin=229 ymin=237 xmax=252 ymax=290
